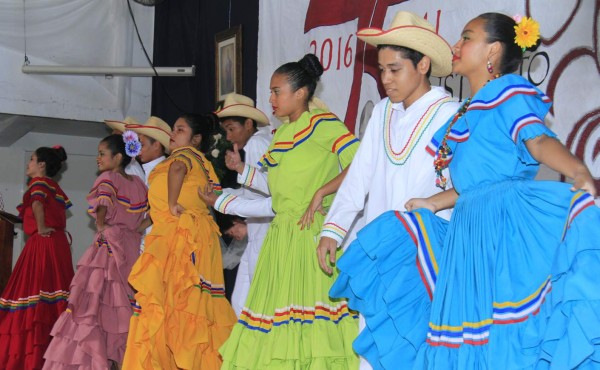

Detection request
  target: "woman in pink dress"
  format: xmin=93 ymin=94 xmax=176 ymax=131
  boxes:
xmin=43 ymin=134 xmax=148 ymax=369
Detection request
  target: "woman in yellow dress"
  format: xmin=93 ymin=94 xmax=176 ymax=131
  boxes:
xmin=123 ymin=113 xmax=236 ymax=369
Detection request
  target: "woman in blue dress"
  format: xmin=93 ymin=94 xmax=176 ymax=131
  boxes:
xmin=329 ymin=12 xmax=600 ymax=369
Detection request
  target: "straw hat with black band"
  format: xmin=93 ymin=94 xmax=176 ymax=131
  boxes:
xmin=124 ymin=117 xmax=172 ymax=154
xmin=356 ymin=11 xmax=452 ymax=77
xmin=215 ymin=93 xmax=270 ymax=127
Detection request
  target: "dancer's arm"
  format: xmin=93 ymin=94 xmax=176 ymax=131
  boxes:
xmin=405 ymin=188 xmax=459 ymax=213
xmin=526 ymin=135 xmax=596 ymax=196
xmin=32 ymin=200 xmax=54 ymax=236
xmin=168 ymin=161 xmax=187 ymax=216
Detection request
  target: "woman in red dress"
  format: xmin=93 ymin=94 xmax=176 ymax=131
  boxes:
xmin=0 ymin=146 xmax=74 ymax=369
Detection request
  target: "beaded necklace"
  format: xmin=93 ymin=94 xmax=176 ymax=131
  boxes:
xmin=433 ymin=74 xmax=502 ymax=189
xmin=383 ymin=96 xmax=451 ymax=165
xmin=433 ymin=98 xmax=470 ymax=189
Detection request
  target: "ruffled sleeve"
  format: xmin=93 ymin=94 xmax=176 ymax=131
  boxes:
xmin=498 ymin=92 xmax=554 ymax=165
xmin=309 ymin=110 xmax=360 ymax=168
xmin=169 ymin=149 xmax=194 ymax=173
xmin=257 ymin=110 xmax=359 ymax=169
xmin=471 ymin=75 xmax=555 ymax=165
xmin=54 ymin=185 xmax=73 ymax=210
xmin=28 ymin=177 xmax=54 ymax=203
xmin=172 ymin=147 xmax=223 ymax=195
xmin=87 ymin=171 xmax=117 ymax=217
xmin=17 ymin=177 xmax=54 ymax=217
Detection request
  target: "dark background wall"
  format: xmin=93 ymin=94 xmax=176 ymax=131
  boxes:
xmin=150 ymin=0 xmax=260 ymax=125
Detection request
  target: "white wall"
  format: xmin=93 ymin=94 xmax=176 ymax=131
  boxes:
xmin=1 ymin=130 xmax=108 ymax=269
xmin=0 ymin=0 xmax=155 ymax=122
xmin=0 ymin=0 xmax=157 ymax=268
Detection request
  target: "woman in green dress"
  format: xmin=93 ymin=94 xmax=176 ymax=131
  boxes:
xmin=219 ymin=53 xmax=360 ymax=369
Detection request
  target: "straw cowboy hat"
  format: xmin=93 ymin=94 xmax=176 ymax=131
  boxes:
xmin=356 ymin=11 xmax=452 ymax=77
xmin=124 ymin=117 xmax=172 ymax=154
xmin=215 ymin=93 xmax=270 ymax=127
xmin=277 ymin=97 xmax=330 ymax=124
xmin=104 ymin=116 xmax=140 ymax=133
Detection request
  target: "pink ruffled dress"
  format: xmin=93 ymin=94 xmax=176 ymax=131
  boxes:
xmin=43 ymin=171 xmax=147 ymax=369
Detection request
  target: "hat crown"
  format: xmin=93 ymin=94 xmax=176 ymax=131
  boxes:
xmin=223 ymin=93 xmax=255 ymax=109
xmin=389 ymin=11 xmax=435 ymax=32
xmin=216 ymin=93 xmax=269 ymax=126
xmin=122 ymin=116 xmax=141 ymax=126
xmin=145 ymin=116 xmax=171 ymax=132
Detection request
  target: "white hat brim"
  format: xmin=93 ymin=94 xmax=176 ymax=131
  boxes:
xmin=126 ymin=124 xmax=172 ymax=154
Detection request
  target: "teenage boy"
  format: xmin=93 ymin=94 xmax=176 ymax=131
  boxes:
xmin=213 ymin=93 xmax=272 ymax=316
xmin=125 ymin=116 xmax=172 ymax=251
xmin=316 ymin=12 xmax=459 ymax=370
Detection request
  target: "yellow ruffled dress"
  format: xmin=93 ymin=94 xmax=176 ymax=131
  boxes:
xmin=123 ymin=146 xmax=236 ymax=369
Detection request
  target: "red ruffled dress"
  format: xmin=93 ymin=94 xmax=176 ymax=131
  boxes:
xmin=0 ymin=177 xmax=74 ymax=370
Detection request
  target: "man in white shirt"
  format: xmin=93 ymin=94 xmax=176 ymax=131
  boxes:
xmin=316 ymin=12 xmax=459 ymax=370
xmin=318 ymin=11 xmax=457 ymax=269
xmin=124 ymin=116 xmax=172 ymax=252
xmin=213 ymin=93 xmax=272 ymax=316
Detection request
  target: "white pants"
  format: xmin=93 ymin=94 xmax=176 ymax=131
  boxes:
xmin=230 ymin=238 xmax=261 ymax=316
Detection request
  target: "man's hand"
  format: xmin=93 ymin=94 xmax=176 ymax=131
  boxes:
xmin=316 ymin=236 xmax=338 ymax=275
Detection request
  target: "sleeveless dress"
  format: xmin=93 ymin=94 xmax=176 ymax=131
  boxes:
xmin=0 ymin=177 xmax=73 ymax=370
xmin=220 ymin=110 xmax=361 ymax=369
xmin=330 ymin=74 xmax=600 ymax=369
xmin=122 ymin=146 xmax=237 ymax=369
xmin=43 ymin=171 xmax=147 ymax=369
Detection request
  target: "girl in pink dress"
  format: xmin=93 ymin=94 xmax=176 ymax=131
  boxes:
xmin=43 ymin=134 xmax=147 ymax=369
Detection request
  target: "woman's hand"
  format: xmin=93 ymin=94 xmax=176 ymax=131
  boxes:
xmin=405 ymin=198 xmax=436 ymax=213
xmin=225 ymin=144 xmax=245 ymax=173
xmin=198 ymin=183 xmax=218 ymax=207
xmin=38 ymin=226 xmax=55 ymax=237
xmin=298 ymin=189 xmax=326 ymax=230
xmin=96 ymin=223 xmax=108 ymax=233
xmin=572 ymin=168 xmax=597 ymax=197
xmin=169 ymin=203 xmax=185 ymax=217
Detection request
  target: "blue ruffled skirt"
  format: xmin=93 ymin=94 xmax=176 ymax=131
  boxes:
xmin=331 ymin=180 xmax=600 ymax=369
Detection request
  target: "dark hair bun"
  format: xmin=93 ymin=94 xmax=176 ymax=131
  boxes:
xmin=53 ymin=146 xmax=68 ymax=162
xmin=35 ymin=146 xmax=67 ymax=177
xmin=298 ymin=53 xmax=324 ymax=79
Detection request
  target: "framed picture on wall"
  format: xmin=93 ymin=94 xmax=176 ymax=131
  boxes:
xmin=215 ymin=25 xmax=242 ymax=103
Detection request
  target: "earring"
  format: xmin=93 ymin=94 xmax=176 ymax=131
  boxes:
xmin=486 ymin=60 xmax=494 ymax=74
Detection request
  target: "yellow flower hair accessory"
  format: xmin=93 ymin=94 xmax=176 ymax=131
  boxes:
xmin=513 ymin=15 xmax=540 ymax=52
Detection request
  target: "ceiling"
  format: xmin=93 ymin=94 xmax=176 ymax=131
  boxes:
xmin=0 ymin=113 xmax=109 ymax=147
